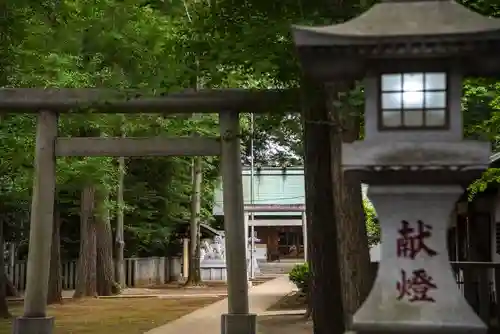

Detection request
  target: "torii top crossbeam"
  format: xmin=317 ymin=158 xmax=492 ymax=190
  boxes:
xmin=0 ymin=88 xmax=300 ymax=113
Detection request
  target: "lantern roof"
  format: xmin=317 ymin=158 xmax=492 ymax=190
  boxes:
xmin=292 ymin=0 xmax=500 ymax=46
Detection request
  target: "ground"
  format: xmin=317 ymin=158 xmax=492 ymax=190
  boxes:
xmin=10 ymin=279 xmax=271 ymax=300
xmin=149 ymin=281 xmax=227 ymax=288
xmin=257 ymin=290 xmax=310 ymax=334
xmin=266 ymin=291 xmax=306 ymax=311
xmin=0 ymin=297 xmax=222 ymax=334
xmin=258 ymin=315 xmax=311 ymax=334
xmin=262 ymin=292 xmax=500 ymax=334
xmin=146 ymin=278 xmax=269 ymax=290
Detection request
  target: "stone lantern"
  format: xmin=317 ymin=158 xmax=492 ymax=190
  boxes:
xmin=292 ymin=0 xmax=500 ymax=333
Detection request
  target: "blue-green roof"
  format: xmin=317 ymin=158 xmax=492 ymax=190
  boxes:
xmin=213 ymin=166 xmax=368 ymax=216
xmin=213 ymin=167 xmax=304 ymax=216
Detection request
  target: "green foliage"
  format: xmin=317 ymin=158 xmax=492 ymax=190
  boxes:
xmin=288 ymin=199 xmax=378 ymax=293
xmin=364 ymin=199 xmax=380 ymax=246
xmin=0 ymin=0 xmax=499 ymax=259
xmin=468 ymin=168 xmax=500 ymax=200
xmin=289 ymin=263 xmax=310 ymax=293
xmin=463 ymin=79 xmax=500 ymax=199
xmin=0 ymin=0 xmax=223 ymax=257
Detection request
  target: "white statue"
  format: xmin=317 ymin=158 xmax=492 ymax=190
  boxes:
xmin=212 ymin=235 xmax=226 ymax=260
xmin=199 ymin=234 xmax=226 ymax=262
xmin=199 ymin=232 xmax=227 ymax=281
xmin=201 ymin=239 xmax=216 ymax=260
xmin=200 ymin=247 xmax=206 ymax=261
xmin=247 ymin=231 xmax=261 ymax=276
xmin=248 ymin=230 xmax=261 ymax=244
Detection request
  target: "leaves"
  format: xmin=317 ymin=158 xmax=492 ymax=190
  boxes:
xmin=364 ymin=199 xmax=379 ymax=247
xmin=2 ymin=0 xmax=500 ymax=256
xmin=0 ymin=0 xmax=223 ymax=255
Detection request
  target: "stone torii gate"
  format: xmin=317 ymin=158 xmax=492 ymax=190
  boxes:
xmin=2 ymin=88 xmax=298 ymax=334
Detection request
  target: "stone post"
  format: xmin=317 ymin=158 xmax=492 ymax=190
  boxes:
xmin=244 ymin=214 xmax=249 ymax=278
xmin=250 ymin=223 xmax=255 ymax=279
xmin=13 ymin=111 xmax=58 ymax=334
xmin=182 ymin=238 xmax=189 ymax=279
xmin=219 ymin=111 xmax=256 ymax=334
xmin=352 ymin=185 xmax=486 ymax=334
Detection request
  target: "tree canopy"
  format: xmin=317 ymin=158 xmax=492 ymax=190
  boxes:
xmin=0 ymin=0 xmax=498 ymax=263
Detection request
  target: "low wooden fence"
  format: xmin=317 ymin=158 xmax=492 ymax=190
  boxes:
xmin=450 ymin=261 xmax=500 ymax=329
xmin=5 ymin=256 xmax=184 ymax=291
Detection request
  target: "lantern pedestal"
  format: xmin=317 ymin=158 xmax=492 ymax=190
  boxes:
xmin=353 ymin=185 xmax=486 ymax=334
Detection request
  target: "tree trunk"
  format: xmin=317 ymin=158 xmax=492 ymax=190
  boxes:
xmin=5 ymin=274 xmax=18 ymax=297
xmin=302 ymin=78 xmax=345 ymax=334
xmin=0 ymin=221 xmax=10 ymax=318
xmin=185 ymin=156 xmax=203 ymax=286
xmin=304 ymin=264 xmax=313 ymax=320
xmin=47 ymin=204 xmax=62 ymax=304
xmin=96 ymin=189 xmax=118 ymax=296
xmin=73 ymin=184 xmax=97 ymax=298
xmin=328 ymin=83 xmax=372 ymax=327
xmin=115 ymin=155 xmax=126 ymax=289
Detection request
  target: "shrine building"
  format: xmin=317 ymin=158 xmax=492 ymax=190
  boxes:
xmin=213 ymin=166 xmax=307 ymax=261
xmin=447 ymin=152 xmax=500 ymax=326
xmin=213 ymin=166 xmax=369 ymax=262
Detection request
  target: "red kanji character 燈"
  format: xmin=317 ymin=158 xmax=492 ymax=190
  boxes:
xmin=396 ymin=269 xmax=437 ymax=302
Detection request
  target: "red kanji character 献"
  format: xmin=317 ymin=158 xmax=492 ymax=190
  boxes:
xmin=397 ymin=220 xmax=437 ymax=259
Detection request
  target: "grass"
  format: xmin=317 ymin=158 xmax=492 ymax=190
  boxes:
xmin=148 ymin=277 xmax=272 ymax=290
xmin=0 ymin=296 xmax=222 ymax=334
xmin=148 ymin=281 xmax=227 ymax=290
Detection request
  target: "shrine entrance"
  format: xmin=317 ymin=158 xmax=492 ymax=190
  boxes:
xmin=5 ymin=88 xmax=298 ymax=334
xmin=277 ymin=227 xmax=304 ymax=258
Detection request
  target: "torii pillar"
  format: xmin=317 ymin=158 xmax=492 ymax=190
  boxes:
xmin=14 ymin=111 xmax=58 ymax=334
xmin=219 ymin=111 xmax=256 ymax=334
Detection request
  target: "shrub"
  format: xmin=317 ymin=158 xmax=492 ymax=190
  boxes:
xmin=289 ymin=263 xmax=310 ymax=293
xmin=288 ymin=199 xmax=378 ymax=294
xmin=364 ymin=199 xmax=380 ymax=246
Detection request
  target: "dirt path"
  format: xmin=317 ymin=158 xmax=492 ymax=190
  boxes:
xmin=145 ymin=275 xmax=296 ymax=334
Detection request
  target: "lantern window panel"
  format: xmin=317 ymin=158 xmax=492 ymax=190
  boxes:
xmin=380 ymin=72 xmax=448 ymax=129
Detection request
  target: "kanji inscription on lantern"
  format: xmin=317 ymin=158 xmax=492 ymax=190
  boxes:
xmin=397 ymin=269 xmax=437 ymax=302
xmin=397 ymin=220 xmax=438 ymax=259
